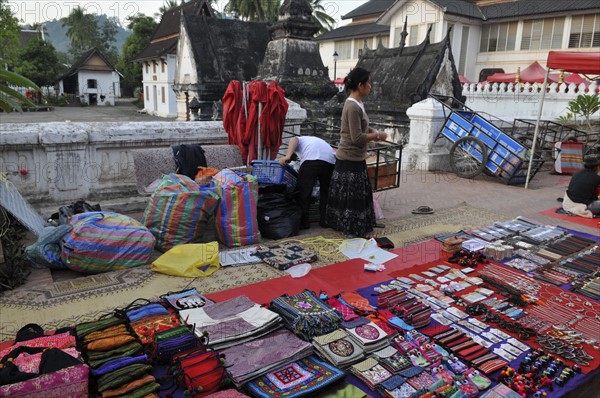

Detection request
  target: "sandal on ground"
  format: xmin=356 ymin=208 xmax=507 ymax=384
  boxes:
xmin=412 ymin=206 xmax=434 ymax=215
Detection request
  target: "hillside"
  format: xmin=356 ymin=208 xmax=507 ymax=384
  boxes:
xmin=42 ymin=15 xmax=131 ymax=55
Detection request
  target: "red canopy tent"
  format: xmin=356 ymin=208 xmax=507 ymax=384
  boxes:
xmin=525 ymin=51 xmax=600 ymax=188
xmin=563 ymin=72 xmax=589 ymax=86
xmin=487 ymin=61 xmax=561 ymax=84
xmin=459 ymin=75 xmax=471 ymax=84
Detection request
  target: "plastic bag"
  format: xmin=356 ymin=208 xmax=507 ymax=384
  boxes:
xmin=25 ymin=225 xmax=72 ymax=269
xmin=151 ymin=242 xmax=219 ymax=278
xmin=285 ymin=263 xmax=311 ymax=278
xmin=257 ymin=186 xmax=301 ymax=240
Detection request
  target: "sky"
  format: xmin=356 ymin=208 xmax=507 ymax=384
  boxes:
xmin=7 ymin=0 xmax=368 ymax=26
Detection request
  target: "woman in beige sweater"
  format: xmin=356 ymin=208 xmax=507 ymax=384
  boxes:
xmin=325 ymin=68 xmax=387 ymax=237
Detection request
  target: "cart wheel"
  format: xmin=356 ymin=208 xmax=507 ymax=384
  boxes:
xmin=450 ymin=136 xmax=488 ymax=179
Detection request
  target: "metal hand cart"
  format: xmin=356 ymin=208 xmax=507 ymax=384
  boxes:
xmin=511 ymin=119 xmax=598 ymax=157
xmin=430 ymin=94 xmax=545 ymax=185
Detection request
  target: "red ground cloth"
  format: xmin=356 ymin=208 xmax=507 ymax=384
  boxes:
xmin=207 ymin=240 xmax=445 ymax=304
xmin=539 ymin=208 xmax=600 ymax=229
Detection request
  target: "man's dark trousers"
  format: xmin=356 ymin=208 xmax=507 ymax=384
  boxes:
xmin=297 ymin=160 xmax=334 ymax=228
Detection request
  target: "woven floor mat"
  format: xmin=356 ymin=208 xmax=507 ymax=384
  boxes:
xmin=0 ymin=202 xmax=506 ymax=340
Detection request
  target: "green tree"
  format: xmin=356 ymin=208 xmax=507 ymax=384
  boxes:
xmin=62 ymin=6 xmax=96 ymax=59
xmin=0 ymin=0 xmax=20 ymax=67
xmin=309 ymin=0 xmax=336 ymax=34
xmin=566 ymin=94 xmax=600 ymax=131
xmin=158 ymin=0 xmax=181 ymax=16
xmin=61 ymin=7 xmax=119 ymax=64
xmin=117 ymin=14 xmax=157 ymax=97
xmin=225 ymin=0 xmax=335 ymax=29
xmin=98 ymin=17 xmax=120 ymax=65
xmin=226 ymin=0 xmax=273 ymax=22
xmin=0 ymin=68 xmax=38 ymax=112
xmin=14 ymin=38 xmax=62 ymax=89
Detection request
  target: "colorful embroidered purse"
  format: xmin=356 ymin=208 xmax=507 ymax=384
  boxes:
xmin=171 ymin=349 xmax=226 ymax=397
xmin=153 ymin=326 xmax=199 ymax=362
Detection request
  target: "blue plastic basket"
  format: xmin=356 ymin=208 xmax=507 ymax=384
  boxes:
xmin=251 ymin=160 xmax=298 ymax=191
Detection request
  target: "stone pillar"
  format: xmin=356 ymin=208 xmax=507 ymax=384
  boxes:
xmin=39 ymin=126 xmax=91 ymax=202
xmin=403 ymin=98 xmax=451 ymax=172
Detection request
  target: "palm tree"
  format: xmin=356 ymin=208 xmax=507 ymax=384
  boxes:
xmin=308 ymin=0 xmax=336 ymax=34
xmin=158 ymin=0 xmax=181 ymax=16
xmin=226 ymin=0 xmax=269 ymax=22
xmin=0 ymin=68 xmax=38 ymax=112
xmin=62 ymin=6 xmax=97 ymax=59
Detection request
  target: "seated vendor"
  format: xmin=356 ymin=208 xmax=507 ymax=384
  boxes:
xmin=562 ymin=154 xmax=600 ymax=218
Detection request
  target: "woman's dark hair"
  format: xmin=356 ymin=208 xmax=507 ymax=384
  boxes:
xmin=344 ymin=68 xmax=370 ymax=92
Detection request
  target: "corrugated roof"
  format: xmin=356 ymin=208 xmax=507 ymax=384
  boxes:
xmin=20 ymin=30 xmax=41 ymax=47
xmin=132 ymin=38 xmax=178 ymax=62
xmin=315 ymin=23 xmax=390 ymax=41
xmin=152 ymin=0 xmax=213 ymax=39
xmin=342 ymin=0 xmax=395 ymax=20
xmin=482 ymin=0 xmax=600 ymax=20
xmin=428 ymin=0 xmax=485 ymax=20
xmin=132 ymin=0 xmax=212 ymax=61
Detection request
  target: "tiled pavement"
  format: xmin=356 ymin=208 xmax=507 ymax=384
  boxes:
xmin=374 ymin=165 xmax=597 ymax=236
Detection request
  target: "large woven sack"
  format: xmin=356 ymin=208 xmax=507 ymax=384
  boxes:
xmin=61 ymin=212 xmax=155 ymax=274
xmin=142 ymin=173 xmax=220 ymax=252
xmin=212 ymin=170 xmax=260 ymax=247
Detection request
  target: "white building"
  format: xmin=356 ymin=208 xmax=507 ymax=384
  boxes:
xmin=133 ymin=0 xmax=213 ymax=118
xmin=318 ymin=0 xmax=600 ymax=83
xmin=55 ymin=48 xmax=121 ymax=106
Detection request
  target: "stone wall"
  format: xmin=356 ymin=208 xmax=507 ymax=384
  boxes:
xmin=0 ymin=104 xmax=306 ymax=207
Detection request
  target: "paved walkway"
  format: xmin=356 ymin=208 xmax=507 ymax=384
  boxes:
xmin=0 ymin=99 xmax=169 ymax=123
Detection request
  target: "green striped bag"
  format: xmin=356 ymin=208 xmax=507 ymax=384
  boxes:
xmin=61 ymin=212 xmax=155 ymax=274
xmin=142 ymin=173 xmax=220 ymax=252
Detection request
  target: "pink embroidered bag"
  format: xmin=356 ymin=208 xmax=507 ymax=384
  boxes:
xmin=0 ymin=364 xmax=89 ymax=398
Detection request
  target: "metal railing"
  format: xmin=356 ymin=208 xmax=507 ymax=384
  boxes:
xmin=279 ymin=120 xmax=405 ymax=192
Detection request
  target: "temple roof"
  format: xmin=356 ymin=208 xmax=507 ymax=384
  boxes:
xmin=56 ymin=48 xmax=116 ymax=82
xmin=182 ymin=14 xmax=269 ymax=101
xmin=480 ymin=0 xmax=599 ymax=20
xmin=315 ymin=23 xmax=390 ymax=41
xmin=342 ymin=0 xmax=395 ymax=20
xmin=355 ymin=29 xmax=463 ymax=115
xmin=132 ymin=0 xmax=213 ymax=62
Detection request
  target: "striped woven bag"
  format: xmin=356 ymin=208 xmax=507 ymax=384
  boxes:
xmin=61 ymin=212 xmax=155 ymax=273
